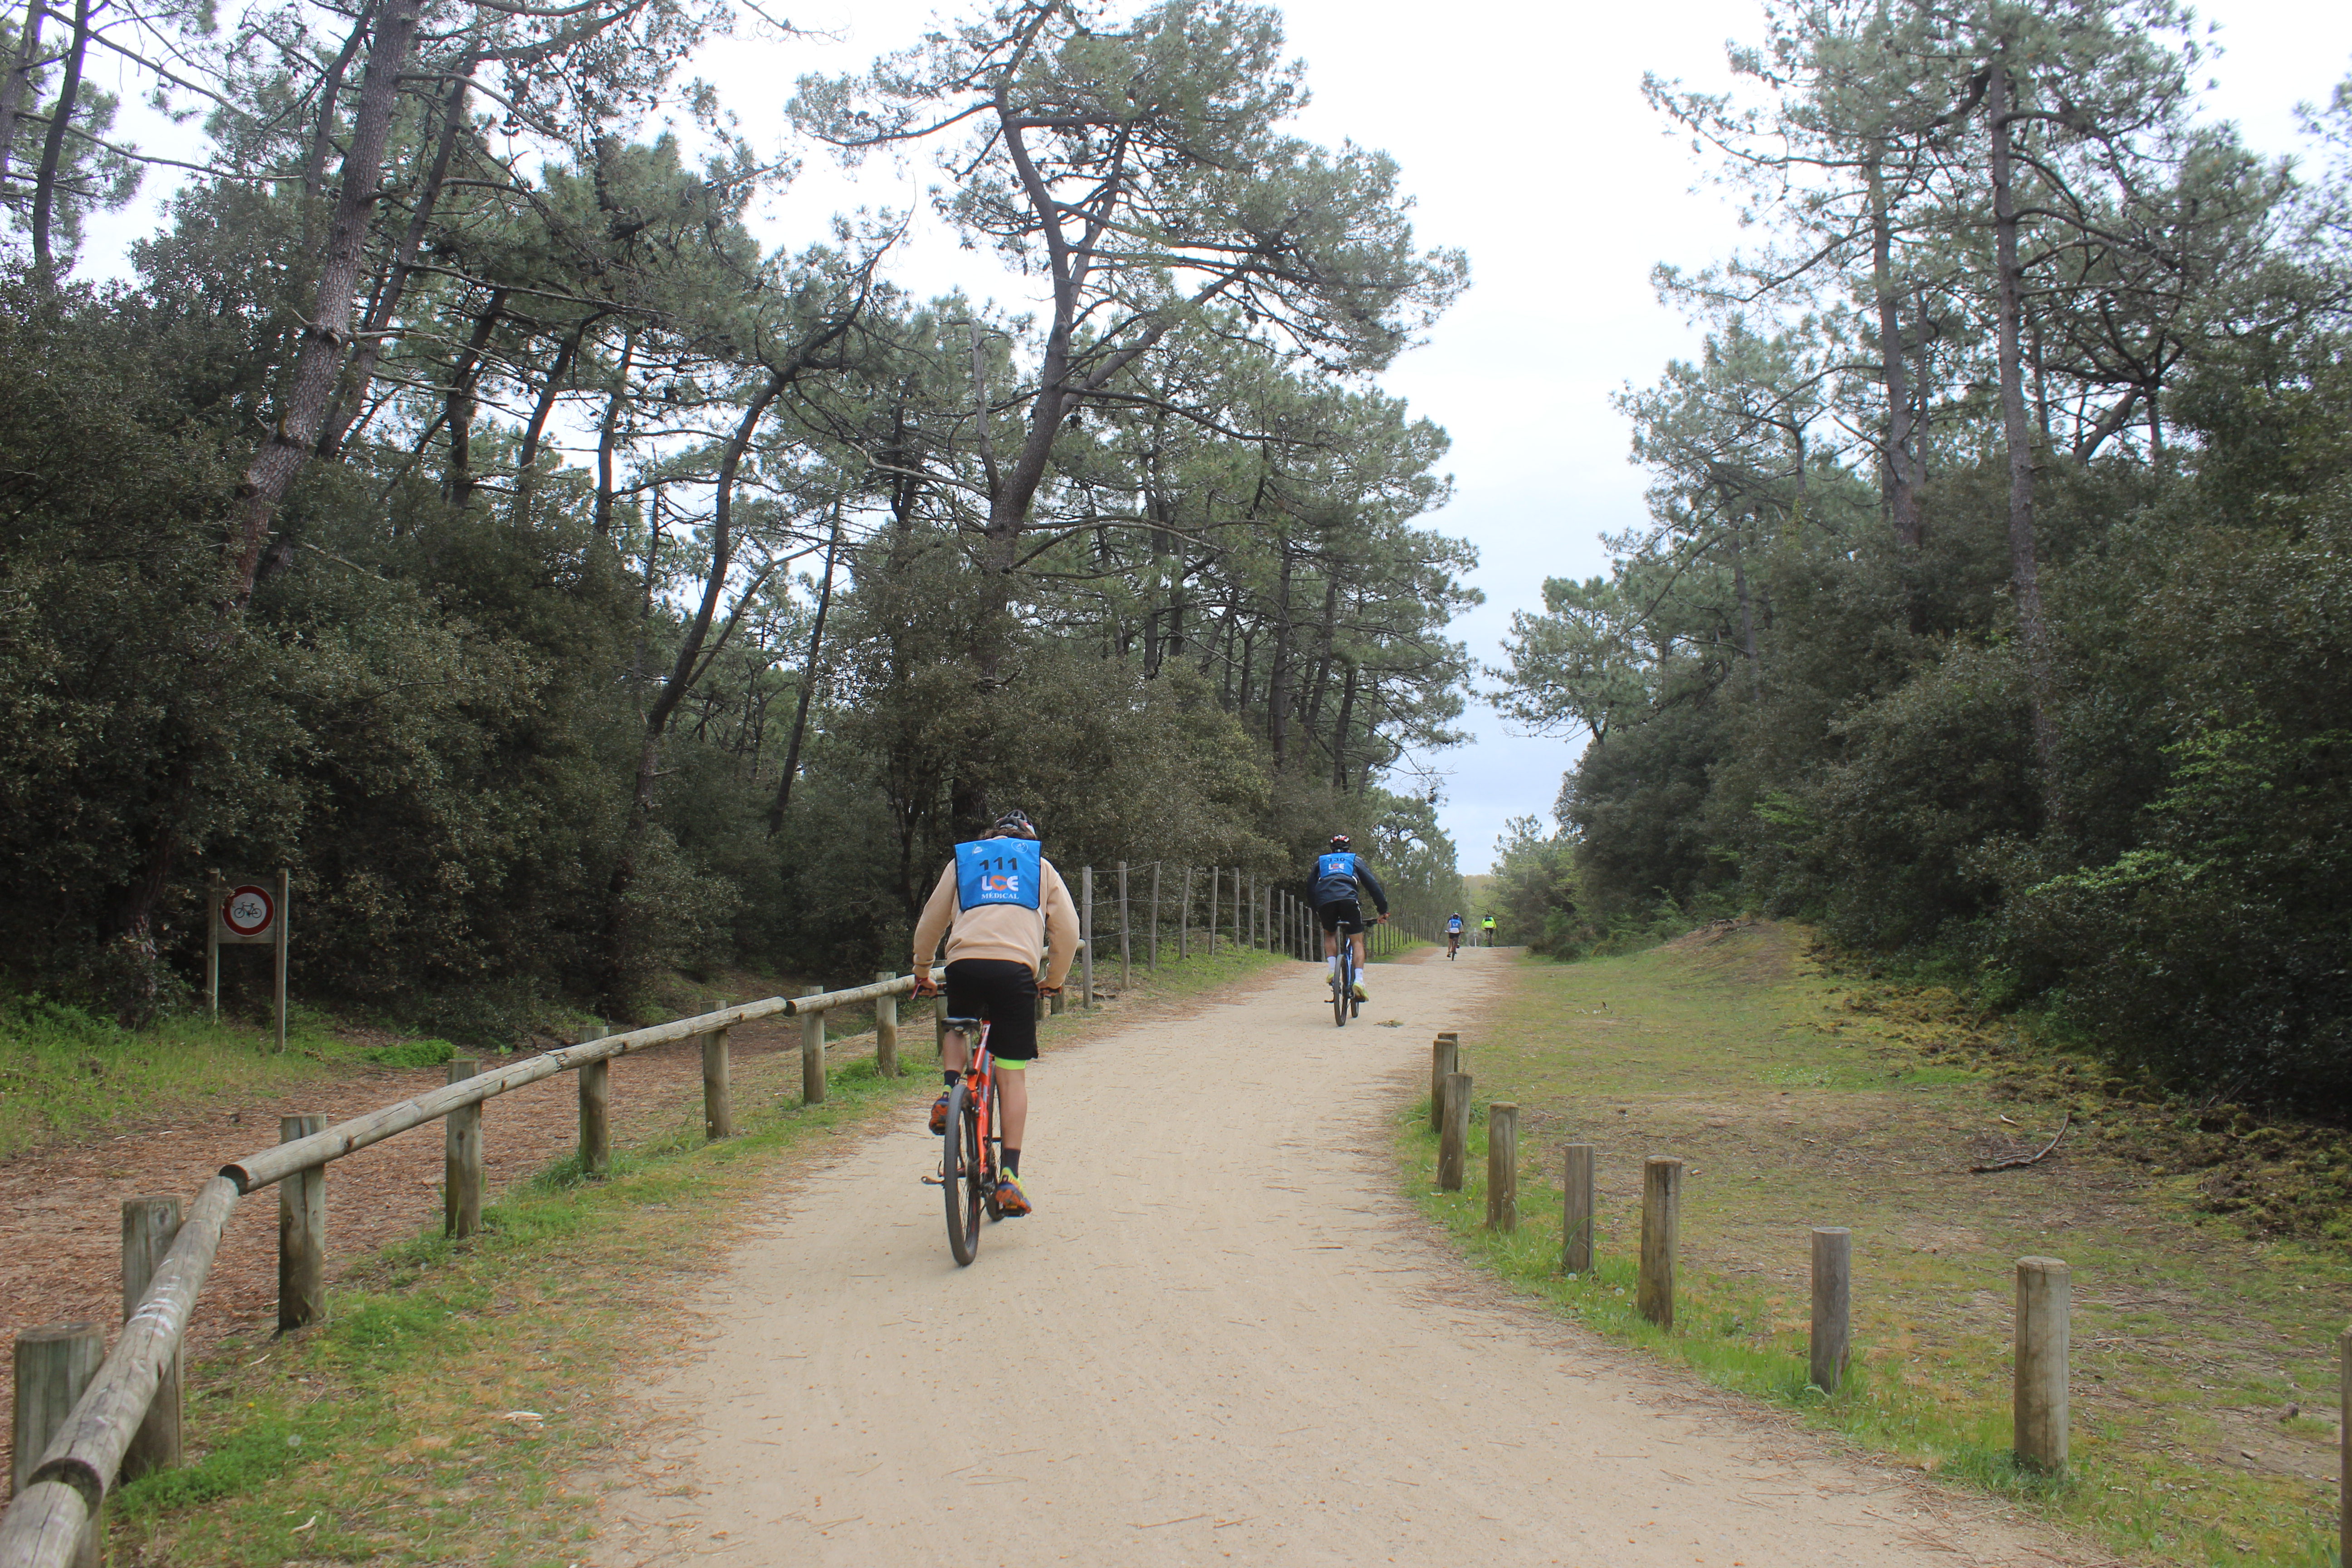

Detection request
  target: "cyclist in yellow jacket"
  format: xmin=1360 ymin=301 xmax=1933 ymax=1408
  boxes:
xmin=911 ymin=810 xmax=1080 ymax=1217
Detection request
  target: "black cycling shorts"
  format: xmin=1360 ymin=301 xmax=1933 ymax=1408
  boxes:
xmin=1316 ymin=898 xmax=1365 ymax=933
xmin=943 ymin=958 xmax=1039 ymax=1061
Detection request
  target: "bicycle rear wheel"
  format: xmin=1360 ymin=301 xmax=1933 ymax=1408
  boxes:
xmin=1333 ymin=945 xmax=1350 ymax=1028
xmin=944 ymin=1082 xmax=983 ymax=1265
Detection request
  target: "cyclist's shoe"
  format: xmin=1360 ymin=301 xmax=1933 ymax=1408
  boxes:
xmin=1351 ymin=979 xmax=1369 ymax=1002
xmin=994 ymin=1174 xmax=1033 ymax=1217
xmin=928 ymin=1093 xmax=951 ymax=1136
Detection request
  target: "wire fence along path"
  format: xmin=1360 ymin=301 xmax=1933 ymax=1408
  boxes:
xmin=0 ymin=862 xmax=1431 ymax=1566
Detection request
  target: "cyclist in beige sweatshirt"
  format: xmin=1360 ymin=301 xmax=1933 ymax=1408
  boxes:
xmin=911 ymin=810 xmax=1081 ymax=1216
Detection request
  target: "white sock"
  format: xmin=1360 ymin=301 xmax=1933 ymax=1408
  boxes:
xmin=1326 ymin=956 xmax=1339 ymax=976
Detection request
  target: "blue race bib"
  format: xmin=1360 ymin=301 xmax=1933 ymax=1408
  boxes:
xmin=1314 ymin=852 xmax=1360 ymax=902
xmin=956 ymin=839 xmax=1042 ymax=910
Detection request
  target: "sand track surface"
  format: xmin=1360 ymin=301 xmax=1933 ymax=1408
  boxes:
xmin=593 ymin=950 xmax=2081 ymax=1567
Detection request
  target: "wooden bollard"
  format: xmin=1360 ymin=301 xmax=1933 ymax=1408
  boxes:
xmin=1437 ymin=1072 xmax=1471 ymax=1191
xmin=2340 ymin=1323 xmax=2351 ymax=1567
xmin=799 ymin=985 xmax=826 ymax=1106
xmin=1810 ymin=1227 xmax=1852 ymax=1392
xmin=1429 ymin=1033 xmax=1460 ymax=1134
xmin=1486 ymin=1103 xmax=1519 ymax=1230
xmin=578 ymin=1023 xmax=610 ymax=1175
xmin=704 ymin=1017 xmax=735 ymax=1139
xmin=933 ymin=991 xmax=948 ymax=1058
xmin=12 ymin=1322 xmax=103 ymax=1566
xmin=1149 ymin=862 xmax=1161 ymax=971
xmin=122 ymin=1196 xmax=185 ymax=1477
xmin=277 ymin=1116 xmax=327 ymax=1329
xmin=445 ymin=1058 xmax=483 ymax=1238
xmin=874 ymin=973 xmax=899 ymax=1077
xmin=2014 ymin=1256 xmax=2071 ymax=1470
xmin=1561 ymin=1143 xmax=1595 ymax=1273
xmin=1638 ymin=1156 xmax=1683 ymax=1328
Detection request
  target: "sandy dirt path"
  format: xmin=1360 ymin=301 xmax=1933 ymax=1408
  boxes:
xmin=594 ymin=950 xmax=2081 ymax=1568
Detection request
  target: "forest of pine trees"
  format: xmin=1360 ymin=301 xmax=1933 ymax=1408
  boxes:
xmin=1490 ymin=0 xmax=2352 ymax=1111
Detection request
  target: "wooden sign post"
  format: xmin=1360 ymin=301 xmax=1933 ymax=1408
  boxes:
xmin=209 ymin=870 xmax=290 ymax=1051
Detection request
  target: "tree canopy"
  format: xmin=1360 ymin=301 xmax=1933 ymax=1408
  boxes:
xmin=0 ymin=0 xmax=1471 ymax=1031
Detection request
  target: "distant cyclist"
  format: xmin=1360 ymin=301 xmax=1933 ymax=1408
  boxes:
xmin=1480 ymin=913 xmax=1496 ymax=946
xmin=1446 ymin=912 xmax=1464 ymax=958
xmin=1311 ymin=833 xmax=1389 ymax=1003
xmin=911 ymin=810 xmax=1079 ymax=1218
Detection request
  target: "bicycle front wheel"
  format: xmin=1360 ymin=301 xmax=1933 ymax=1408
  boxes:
xmin=944 ymin=1082 xmax=984 ymax=1266
xmin=1333 ymin=950 xmax=1350 ymax=1028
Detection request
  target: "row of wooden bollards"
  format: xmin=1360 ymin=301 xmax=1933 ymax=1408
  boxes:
xmin=1428 ymin=1033 xmax=2078 ymax=1473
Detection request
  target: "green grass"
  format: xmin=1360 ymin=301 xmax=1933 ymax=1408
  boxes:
xmin=105 ymin=946 xmax=1283 ymax=1565
xmin=1401 ymin=926 xmax=2348 ymax=1568
xmin=0 ymin=993 xmax=368 ymax=1158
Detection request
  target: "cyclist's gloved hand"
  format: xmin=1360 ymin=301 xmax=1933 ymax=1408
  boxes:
xmin=913 ymin=975 xmax=941 ymax=998
xmin=1036 ymin=983 xmax=1063 ymax=997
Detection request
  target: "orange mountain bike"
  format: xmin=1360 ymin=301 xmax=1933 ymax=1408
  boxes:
xmin=939 ymin=1015 xmax=1003 ymax=1265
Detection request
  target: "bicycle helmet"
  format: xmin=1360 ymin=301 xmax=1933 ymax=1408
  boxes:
xmin=991 ymin=809 xmax=1039 ymax=840
xmin=1328 ymin=833 xmax=1351 ymax=851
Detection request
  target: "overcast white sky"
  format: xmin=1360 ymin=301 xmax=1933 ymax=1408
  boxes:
xmin=77 ymin=0 xmax=2352 ymax=871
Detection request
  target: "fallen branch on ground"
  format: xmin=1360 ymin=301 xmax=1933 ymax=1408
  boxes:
xmin=1970 ymin=1113 xmax=2071 ymax=1173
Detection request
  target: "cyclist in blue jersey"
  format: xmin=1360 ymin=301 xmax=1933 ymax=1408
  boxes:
xmin=1311 ymin=833 xmax=1389 ymax=1002
xmin=1446 ymin=912 xmax=1464 ymax=958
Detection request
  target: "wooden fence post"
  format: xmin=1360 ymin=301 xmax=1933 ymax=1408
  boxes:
xmin=1438 ymin=1072 xmax=1471 ymax=1192
xmin=874 ymin=974 xmax=899 ymax=1077
xmin=933 ymin=992 xmax=948 ymax=1058
xmin=445 ymin=1058 xmax=482 ymax=1239
xmin=121 ymin=1196 xmax=184 ymax=1477
xmin=1206 ymin=866 xmax=1218 ymax=955
xmin=1430 ymin=1033 xmax=1459 ymax=1135
xmin=277 ymin=1116 xmax=327 ymax=1329
xmin=1082 ymin=866 xmax=1095 ymax=1008
xmin=12 ymin=1322 xmax=103 ymax=1566
xmin=1180 ymin=865 xmax=1191 ymax=959
xmin=1562 ymin=1143 xmax=1595 ymax=1273
xmin=799 ymin=986 xmax=825 ymax=1106
xmin=1117 ymin=860 xmax=1131 ymax=991
xmin=578 ymin=1024 xmax=610 ymax=1176
xmin=702 ymin=1015 xmax=736 ymax=1137
xmin=1486 ymin=1103 xmax=1519 ymax=1230
xmin=1638 ymin=1156 xmax=1683 ymax=1328
xmin=1149 ymin=862 xmax=1161 ymax=972
xmin=1811 ymin=1227 xmax=1852 ymax=1393
xmin=2014 ymin=1257 xmax=2071 ymax=1471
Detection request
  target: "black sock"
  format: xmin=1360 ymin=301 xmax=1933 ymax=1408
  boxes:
xmin=1003 ymin=1148 xmax=1021 ymax=1176
xmin=942 ymin=1071 xmax=959 ymax=1088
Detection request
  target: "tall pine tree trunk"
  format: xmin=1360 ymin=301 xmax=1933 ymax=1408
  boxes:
xmin=1867 ymin=151 xmax=1924 ymax=546
xmin=1987 ymin=54 xmax=2063 ymax=811
xmin=224 ymin=0 xmax=422 ymax=609
xmin=28 ymin=0 xmax=90 ymax=289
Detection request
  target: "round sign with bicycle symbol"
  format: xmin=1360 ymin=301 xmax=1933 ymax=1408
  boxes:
xmin=222 ymin=884 xmax=275 ymax=939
